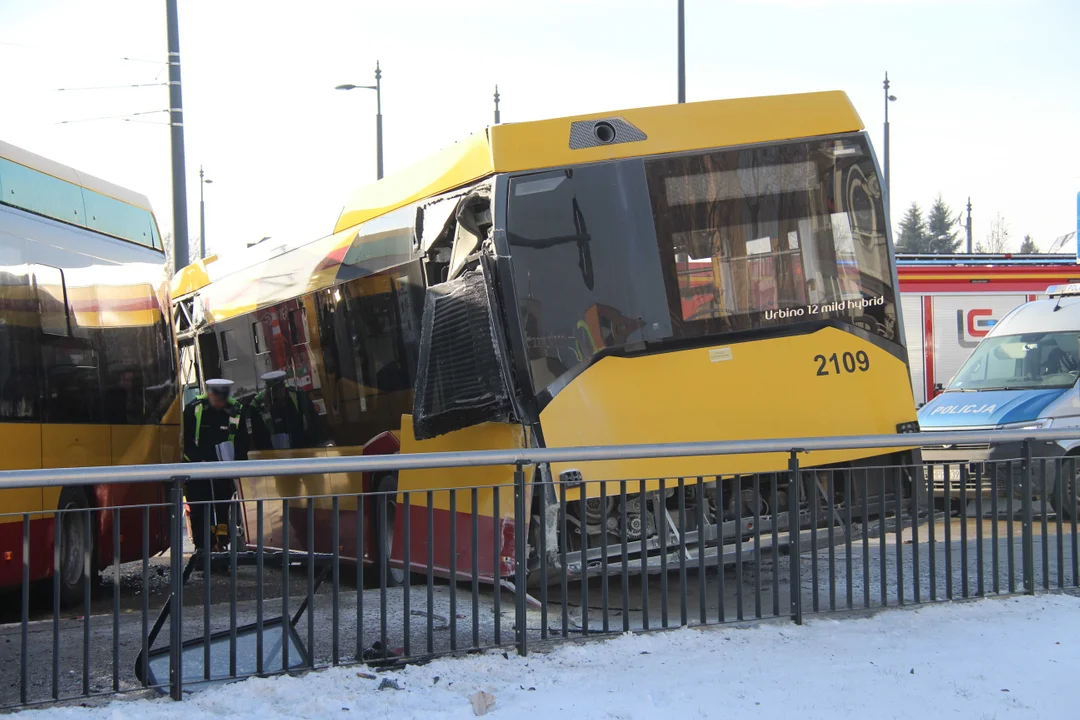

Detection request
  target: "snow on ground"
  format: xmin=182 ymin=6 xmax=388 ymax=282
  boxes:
xmin=21 ymin=594 xmax=1080 ymax=720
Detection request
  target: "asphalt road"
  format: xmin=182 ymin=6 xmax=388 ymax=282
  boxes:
xmin=2 ymin=513 xmax=1077 ymax=709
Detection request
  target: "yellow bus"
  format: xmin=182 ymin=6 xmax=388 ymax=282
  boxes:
xmin=172 ymin=91 xmax=918 ymax=584
xmin=0 ymin=140 xmax=179 ymax=605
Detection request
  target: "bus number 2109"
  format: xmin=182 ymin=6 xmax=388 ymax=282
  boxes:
xmin=814 ymin=351 xmax=870 ymax=376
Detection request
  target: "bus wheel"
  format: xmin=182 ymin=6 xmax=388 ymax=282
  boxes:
xmin=57 ymin=488 xmax=95 ymax=608
xmin=373 ymin=474 xmax=405 ymax=587
xmin=1052 ymin=461 xmax=1080 ymax=521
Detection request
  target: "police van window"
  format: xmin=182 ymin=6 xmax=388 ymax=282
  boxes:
xmin=220 ymin=329 xmax=234 ymax=362
xmin=32 ymin=265 xmax=71 ymax=337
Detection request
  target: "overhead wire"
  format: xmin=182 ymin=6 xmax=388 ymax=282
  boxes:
xmin=0 ymin=39 xmax=165 ymax=65
xmin=57 ymin=82 xmax=170 ymax=91
xmin=56 ymin=109 xmax=169 ymax=125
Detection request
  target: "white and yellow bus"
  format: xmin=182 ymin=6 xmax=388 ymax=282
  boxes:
xmin=0 ymin=140 xmax=179 ymax=605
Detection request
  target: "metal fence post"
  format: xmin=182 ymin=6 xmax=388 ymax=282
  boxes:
xmin=789 ymin=450 xmax=803 ymax=625
xmin=168 ymin=476 xmax=187 ymax=701
xmin=1021 ymin=441 xmax=1035 ymax=595
xmin=514 ymin=462 xmax=529 ymax=656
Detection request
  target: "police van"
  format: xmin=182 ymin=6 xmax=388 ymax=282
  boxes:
xmin=918 ymin=284 xmax=1080 ymax=517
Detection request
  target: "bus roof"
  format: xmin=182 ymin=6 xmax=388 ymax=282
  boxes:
xmin=333 ymin=90 xmax=863 ymax=234
xmin=0 ymin=139 xmax=154 ymax=211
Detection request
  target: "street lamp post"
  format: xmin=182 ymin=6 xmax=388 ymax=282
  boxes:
xmin=165 ymin=0 xmax=190 ymax=274
xmin=198 ymin=165 xmax=212 ymax=259
xmin=965 ymin=197 xmax=973 ymax=253
xmin=335 ymin=61 xmax=384 ymax=180
xmin=883 ymin=72 xmax=897 ymax=193
xmin=677 ymin=0 xmax=686 ymax=103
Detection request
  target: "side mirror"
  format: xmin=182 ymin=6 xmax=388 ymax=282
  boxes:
xmin=413 ymin=206 xmax=424 ymax=249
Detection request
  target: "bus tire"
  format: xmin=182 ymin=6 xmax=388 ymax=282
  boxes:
xmin=1052 ymin=457 xmax=1080 ymax=521
xmin=372 ymin=473 xmax=405 ymax=587
xmin=56 ymin=487 xmax=96 ymax=609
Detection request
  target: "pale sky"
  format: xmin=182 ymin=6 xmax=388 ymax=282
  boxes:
xmin=2 ymin=0 xmax=1077 ymax=260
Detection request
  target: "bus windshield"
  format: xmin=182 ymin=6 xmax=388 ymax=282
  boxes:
xmin=948 ymin=332 xmax=1080 ymax=391
xmin=505 ymin=133 xmax=897 ymax=397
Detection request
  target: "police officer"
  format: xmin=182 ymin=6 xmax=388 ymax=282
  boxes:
xmin=182 ymin=378 xmax=242 ymax=552
xmin=246 ymin=370 xmax=325 ymax=450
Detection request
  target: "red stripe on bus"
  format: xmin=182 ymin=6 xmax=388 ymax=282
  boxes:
xmin=900 ymin=280 xmax=1075 ymax=293
xmin=69 ymin=296 xmax=159 ymax=313
xmin=314 ymin=245 xmax=350 ymax=273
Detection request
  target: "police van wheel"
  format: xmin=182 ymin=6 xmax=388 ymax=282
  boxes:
xmin=57 ymin=488 xmax=95 ymax=608
xmin=373 ymin=473 xmax=406 ymax=587
xmin=1051 ymin=462 xmax=1080 ymax=520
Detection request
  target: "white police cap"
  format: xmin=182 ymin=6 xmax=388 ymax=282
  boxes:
xmin=261 ymin=370 xmax=287 ymax=383
xmin=205 ymin=378 xmax=234 ymax=394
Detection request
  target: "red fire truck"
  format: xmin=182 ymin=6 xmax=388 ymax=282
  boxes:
xmin=898 ymin=254 xmax=1080 ymax=406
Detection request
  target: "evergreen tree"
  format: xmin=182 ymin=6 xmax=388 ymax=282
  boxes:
xmin=926 ymin=194 xmax=961 ymax=254
xmin=895 ymin=202 xmax=930 ymax=253
xmin=1019 ymin=234 xmax=1038 ymax=254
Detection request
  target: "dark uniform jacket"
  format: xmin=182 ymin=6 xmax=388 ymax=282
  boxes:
xmin=182 ymin=395 xmax=244 ymax=463
xmin=246 ymin=386 xmax=325 ymax=450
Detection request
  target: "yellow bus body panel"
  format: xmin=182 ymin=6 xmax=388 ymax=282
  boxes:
xmin=335 ymin=131 xmax=495 ymax=235
xmin=0 ymin=425 xmax=43 ymax=521
xmin=398 ymin=415 xmax=527 ymax=515
xmin=158 ymin=423 xmax=182 ymax=464
xmin=242 ymin=446 xmax=359 ymax=524
xmin=39 ymin=425 xmax=112 ymax=512
xmin=490 ymin=90 xmax=862 ymax=174
xmin=539 ymin=327 xmax=916 ymax=498
xmin=110 ymin=425 xmax=160 ymax=466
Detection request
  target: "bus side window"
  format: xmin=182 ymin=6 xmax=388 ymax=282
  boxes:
xmin=0 ymin=251 xmax=42 ymax=422
xmin=31 ymin=264 xmax=71 ymax=337
xmin=216 ymin=320 xmax=257 ymax=398
xmin=42 ymin=357 xmax=103 ymax=424
xmin=198 ymin=332 xmax=222 ymax=382
xmin=220 ymin=329 xmax=234 ymax=362
xmin=252 ymin=320 xmax=268 ymax=355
